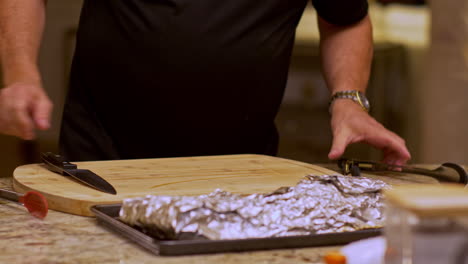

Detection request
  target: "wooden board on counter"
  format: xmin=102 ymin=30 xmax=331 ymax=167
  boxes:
xmin=12 ymin=154 xmax=337 ymax=216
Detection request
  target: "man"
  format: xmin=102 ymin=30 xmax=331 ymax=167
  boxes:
xmin=0 ymin=0 xmax=410 ymax=165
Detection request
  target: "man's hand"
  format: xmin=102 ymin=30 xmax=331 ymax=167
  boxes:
xmin=0 ymin=82 xmax=52 ymax=140
xmin=328 ymin=100 xmax=411 ymax=166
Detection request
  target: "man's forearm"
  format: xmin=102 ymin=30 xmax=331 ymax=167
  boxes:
xmin=317 ymin=15 xmax=373 ymax=95
xmin=0 ymin=0 xmax=47 ymax=86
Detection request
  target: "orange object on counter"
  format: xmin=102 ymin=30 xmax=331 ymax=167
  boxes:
xmin=324 ymin=251 xmax=346 ymax=264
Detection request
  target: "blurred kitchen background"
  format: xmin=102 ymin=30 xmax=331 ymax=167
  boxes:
xmin=1 ymin=0 xmax=466 ymax=176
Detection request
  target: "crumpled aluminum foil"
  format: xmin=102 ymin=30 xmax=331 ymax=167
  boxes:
xmin=119 ymin=175 xmax=388 ymax=240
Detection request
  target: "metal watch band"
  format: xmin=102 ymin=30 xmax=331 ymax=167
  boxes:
xmin=329 ymin=90 xmax=370 ymax=113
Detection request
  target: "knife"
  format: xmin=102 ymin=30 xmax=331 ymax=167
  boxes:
xmin=338 ymin=158 xmax=468 ymax=185
xmin=41 ymin=152 xmax=117 ymax=195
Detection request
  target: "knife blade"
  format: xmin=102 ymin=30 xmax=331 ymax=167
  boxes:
xmin=41 ymin=152 xmax=117 ymax=195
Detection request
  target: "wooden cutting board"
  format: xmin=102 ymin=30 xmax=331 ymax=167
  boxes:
xmin=13 ymin=154 xmax=337 ymax=216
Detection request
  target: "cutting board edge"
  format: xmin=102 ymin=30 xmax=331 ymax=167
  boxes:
xmin=12 ymin=177 xmax=117 ymax=217
xmin=34 ymin=154 xmax=278 ymax=166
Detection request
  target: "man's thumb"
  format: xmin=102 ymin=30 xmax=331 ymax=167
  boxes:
xmin=328 ymin=135 xmax=347 ymax=160
xmin=32 ymin=97 xmax=53 ymax=130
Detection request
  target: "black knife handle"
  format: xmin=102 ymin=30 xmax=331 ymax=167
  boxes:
xmin=41 ymin=152 xmax=77 ymax=174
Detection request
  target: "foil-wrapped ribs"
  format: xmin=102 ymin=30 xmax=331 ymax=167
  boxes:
xmin=119 ymin=175 xmax=388 ymax=240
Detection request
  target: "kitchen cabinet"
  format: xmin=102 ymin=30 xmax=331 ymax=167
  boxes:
xmin=0 ymin=136 xmax=37 ymax=178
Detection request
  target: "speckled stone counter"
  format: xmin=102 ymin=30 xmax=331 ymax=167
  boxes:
xmin=0 ymin=164 xmax=447 ymax=264
xmin=0 ymin=177 xmax=342 ymax=264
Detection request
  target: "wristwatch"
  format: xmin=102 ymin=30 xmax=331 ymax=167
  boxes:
xmin=329 ymin=90 xmax=370 ymax=113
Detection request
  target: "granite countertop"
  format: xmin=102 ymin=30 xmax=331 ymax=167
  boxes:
xmin=0 ymin=164 xmax=447 ymax=264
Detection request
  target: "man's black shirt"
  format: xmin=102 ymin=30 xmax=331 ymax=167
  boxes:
xmin=60 ymin=0 xmax=368 ymax=161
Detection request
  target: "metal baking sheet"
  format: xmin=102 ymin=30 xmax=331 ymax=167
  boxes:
xmin=91 ymin=204 xmax=382 ymax=256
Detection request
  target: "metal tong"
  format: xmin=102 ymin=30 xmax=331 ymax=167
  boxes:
xmin=338 ymin=158 xmax=468 ymax=185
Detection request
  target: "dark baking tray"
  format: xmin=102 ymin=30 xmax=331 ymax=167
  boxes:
xmin=91 ymin=204 xmax=382 ymax=256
